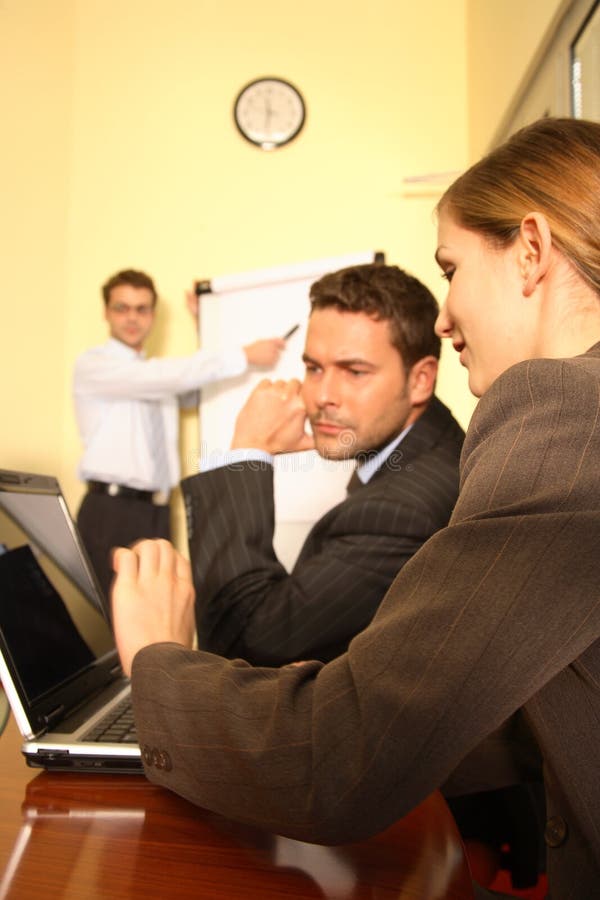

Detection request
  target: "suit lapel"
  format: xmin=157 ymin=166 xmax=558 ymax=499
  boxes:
xmin=369 ymin=396 xmax=457 ymax=484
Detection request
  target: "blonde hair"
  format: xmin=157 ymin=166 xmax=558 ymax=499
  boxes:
xmin=438 ymin=118 xmax=600 ymax=296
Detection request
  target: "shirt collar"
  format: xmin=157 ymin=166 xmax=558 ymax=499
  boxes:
xmin=355 ymin=423 xmax=414 ymax=485
xmin=106 ymin=337 xmax=145 ymax=359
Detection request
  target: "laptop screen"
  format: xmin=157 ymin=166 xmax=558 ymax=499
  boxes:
xmin=0 ymin=471 xmax=122 ymax=734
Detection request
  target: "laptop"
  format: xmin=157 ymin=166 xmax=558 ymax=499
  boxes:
xmin=0 ymin=468 xmax=142 ymax=773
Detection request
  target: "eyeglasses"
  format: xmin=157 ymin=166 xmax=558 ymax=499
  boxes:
xmin=107 ymin=303 xmax=154 ymax=316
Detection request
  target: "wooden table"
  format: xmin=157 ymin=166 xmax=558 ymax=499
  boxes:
xmin=0 ymin=713 xmax=474 ymax=899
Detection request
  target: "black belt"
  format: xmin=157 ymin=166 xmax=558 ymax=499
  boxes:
xmin=86 ymin=481 xmax=169 ymax=505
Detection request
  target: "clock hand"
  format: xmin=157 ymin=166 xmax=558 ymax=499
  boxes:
xmin=264 ymin=99 xmax=273 ymax=131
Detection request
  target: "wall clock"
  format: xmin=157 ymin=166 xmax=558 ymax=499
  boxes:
xmin=234 ymin=77 xmax=306 ymax=150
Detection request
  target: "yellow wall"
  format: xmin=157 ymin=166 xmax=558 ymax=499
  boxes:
xmin=1 ymin=0 xmax=74 ymax=476
xmin=467 ymin=0 xmax=569 ymax=157
xmin=2 ymin=0 xmax=564 ymax=551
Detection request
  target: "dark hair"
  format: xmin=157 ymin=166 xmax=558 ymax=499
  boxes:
xmin=309 ymin=263 xmax=440 ymax=369
xmin=437 ymin=117 xmax=600 ymax=297
xmin=102 ymin=269 xmax=158 ymax=306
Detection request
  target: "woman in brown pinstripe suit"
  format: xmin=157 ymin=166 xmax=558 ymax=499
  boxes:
xmin=111 ymin=118 xmax=600 ymax=900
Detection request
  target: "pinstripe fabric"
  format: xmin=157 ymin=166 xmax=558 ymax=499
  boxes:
xmin=182 ymin=395 xmax=464 ymax=665
xmin=132 ymin=343 xmax=600 ymax=898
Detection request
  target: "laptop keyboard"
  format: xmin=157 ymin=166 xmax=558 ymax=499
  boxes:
xmin=84 ymin=697 xmax=138 ymax=744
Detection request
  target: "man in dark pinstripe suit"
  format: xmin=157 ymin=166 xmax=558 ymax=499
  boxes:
xmin=181 ymin=264 xmax=464 ymax=665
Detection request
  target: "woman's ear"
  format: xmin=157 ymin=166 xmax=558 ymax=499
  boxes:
xmin=519 ymin=212 xmax=553 ymax=297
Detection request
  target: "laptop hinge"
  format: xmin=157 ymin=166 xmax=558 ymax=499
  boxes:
xmin=42 ymin=705 xmax=65 ymax=731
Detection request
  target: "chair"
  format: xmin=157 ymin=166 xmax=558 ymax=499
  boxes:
xmin=449 ymin=783 xmax=546 ymax=894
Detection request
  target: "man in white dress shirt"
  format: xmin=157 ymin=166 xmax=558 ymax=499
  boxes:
xmin=74 ymin=268 xmax=283 ymax=598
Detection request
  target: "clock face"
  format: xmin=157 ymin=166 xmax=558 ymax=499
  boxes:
xmin=234 ymin=78 xmax=305 ymax=150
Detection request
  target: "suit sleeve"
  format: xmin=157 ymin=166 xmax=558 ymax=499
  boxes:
xmin=131 ymin=356 xmax=600 ymax=845
xmin=182 ymin=461 xmax=436 ymax=665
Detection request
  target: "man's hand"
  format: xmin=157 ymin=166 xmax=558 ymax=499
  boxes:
xmin=243 ymin=338 xmax=286 ymax=367
xmin=111 ymin=540 xmax=196 ymax=677
xmin=231 ymin=378 xmax=315 ymax=455
xmin=185 ymin=285 xmax=199 ymax=321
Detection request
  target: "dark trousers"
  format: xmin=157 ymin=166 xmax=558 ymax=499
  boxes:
xmin=77 ymin=491 xmax=170 ymax=603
